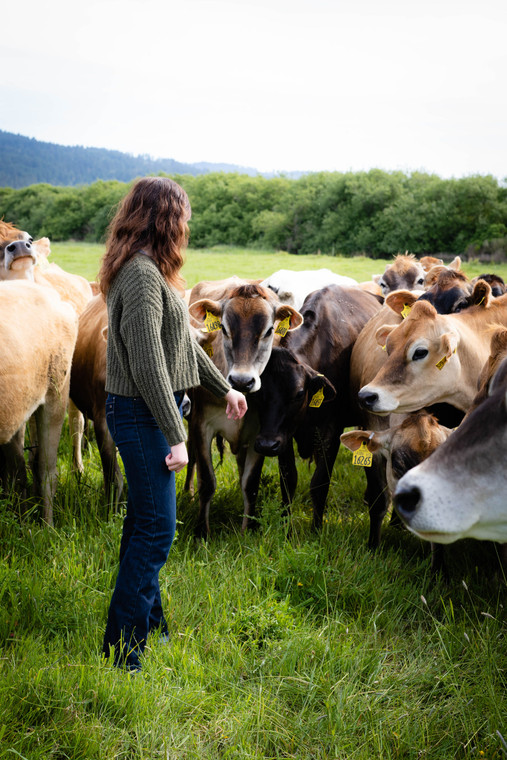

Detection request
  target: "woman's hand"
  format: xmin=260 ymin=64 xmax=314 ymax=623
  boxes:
xmin=165 ymin=441 xmax=189 ymax=473
xmin=225 ymin=389 xmax=248 ymax=420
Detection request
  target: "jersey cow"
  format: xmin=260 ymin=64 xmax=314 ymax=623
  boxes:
xmin=394 ymin=355 xmax=507 ymax=545
xmin=186 ymin=282 xmax=303 ymax=537
xmin=0 ymin=280 xmax=78 ymax=524
xmin=357 ymin=282 xmax=507 ymax=417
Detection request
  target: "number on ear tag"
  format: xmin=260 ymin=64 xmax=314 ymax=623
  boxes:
xmin=352 ymin=441 xmax=373 ymax=467
xmin=401 ymin=303 xmax=412 ymax=319
xmin=309 ymin=386 xmax=324 ymax=408
xmin=204 ymin=310 xmax=221 ymax=332
xmin=275 ymin=315 xmax=291 ymax=337
xmin=436 ymin=356 xmax=447 ymax=370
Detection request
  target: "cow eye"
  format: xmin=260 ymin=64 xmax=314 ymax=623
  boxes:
xmin=28 ymin=237 xmax=34 ymax=243
xmin=295 ymin=388 xmax=305 ymax=400
xmin=221 ymin=325 xmax=228 ymax=338
xmin=412 ymin=347 xmax=429 ymax=361
xmin=264 ymin=326 xmax=273 ymax=338
xmin=453 ymin=300 xmax=468 ymax=313
xmin=417 ymin=277 xmax=424 ymax=285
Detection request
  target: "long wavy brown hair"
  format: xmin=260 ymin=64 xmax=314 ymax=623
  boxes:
xmin=98 ymin=176 xmax=190 ymax=296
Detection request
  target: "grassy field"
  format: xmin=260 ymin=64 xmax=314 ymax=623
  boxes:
xmin=1 ymin=244 xmax=506 ymax=759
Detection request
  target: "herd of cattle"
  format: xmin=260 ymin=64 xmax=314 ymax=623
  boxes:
xmin=1 ymin=218 xmax=507 ymax=574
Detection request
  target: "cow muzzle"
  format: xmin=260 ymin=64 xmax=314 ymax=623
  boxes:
xmin=228 ymin=372 xmax=259 ymax=393
xmin=5 ymin=240 xmax=37 ymax=270
xmin=393 ymin=484 xmax=421 ymax=524
xmin=254 ymin=436 xmax=282 ymax=456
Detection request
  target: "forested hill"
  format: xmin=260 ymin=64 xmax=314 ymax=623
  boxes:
xmin=0 ymin=131 xmax=263 ymax=188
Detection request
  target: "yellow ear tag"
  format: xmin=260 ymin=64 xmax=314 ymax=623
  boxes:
xmin=352 ymin=441 xmax=373 ymax=467
xmin=381 ymin=344 xmax=387 ymax=352
xmin=436 ymin=348 xmax=456 ymax=370
xmin=401 ymin=303 xmax=412 ymax=319
xmin=309 ymin=386 xmax=324 ymax=408
xmin=203 ymin=343 xmax=214 ymax=358
xmin=204 ymin=310 xmax=221 ymax=333
xmin=275 ymin=315 xmax=291 ymax=337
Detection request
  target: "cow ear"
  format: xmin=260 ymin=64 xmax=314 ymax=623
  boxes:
xmin=372 ymin=274 xmax=382 ymax=285
xmin=274 ymin=304 xmax=303 ymax=331
xmin=419 ymin=256 xmax=443 ymax=272
xmin=188 ymin=298 xmax=222 ymax=323
xmin=423 ymin=265 xmax=446 ymax=287
xmin=375 ymin=324 xmax=395 ymax=347
xmin=340 ymin=430 xmax=383 ymax=453
xmin=439 ymin=331 xmax=459 ymax=359
xmin=385 ymin=290 xmax=419 ymax=315
xmin=33 ymin=237 xmax=51 ymax=259
xmin=307 ymin=371 xmax=336 ymax=404
xmin=448 ymin=256 xmax=462 ymax=271
xmin=470 ymin=279 xmax=492 ymax=308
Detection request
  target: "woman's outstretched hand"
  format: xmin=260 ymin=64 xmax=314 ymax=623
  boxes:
xmin=165 ymin=441 xmax=189 ymax=473
xmin=225 ymin=389 xmax=248 ymax=420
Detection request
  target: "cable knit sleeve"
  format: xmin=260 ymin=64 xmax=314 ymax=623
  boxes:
xmin=194 ymin=342 xmax=232 ymax=398
xmin=119 ymin=275 xmax=187 ymax=446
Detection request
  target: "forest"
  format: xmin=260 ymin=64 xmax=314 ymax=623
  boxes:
xmin=1 ymin=168 xmax=507 ymax=259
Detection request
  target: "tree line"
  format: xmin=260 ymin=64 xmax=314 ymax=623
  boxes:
xmin=1 ymin=169 xmax=507 ymax=259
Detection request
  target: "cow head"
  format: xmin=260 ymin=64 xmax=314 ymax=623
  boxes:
xmin=357 ymin=300 xmax=462 ymax=414
xmin=0 ymin=222 xmax=39 ymax=281
xmin=393 ymin=356 xmax=507 ymax=544
xmin=372 ymin=254 xmax=426 ymax=296
xmin=341 ymin=410 xmax=452 ymax=495
xmin=188 ymin=283 xmax=303 ymax=393
xmin=253 ymin=347 xmax=336 ymax=456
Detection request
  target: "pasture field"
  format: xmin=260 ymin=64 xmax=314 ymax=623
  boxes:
xmin=1 ymin=244 xmax=506 ymax=760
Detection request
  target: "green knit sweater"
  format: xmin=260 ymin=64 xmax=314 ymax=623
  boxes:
xmin=105 ymin=255 xmax=230 ymax=445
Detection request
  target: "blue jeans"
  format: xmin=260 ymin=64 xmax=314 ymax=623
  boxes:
xmin=102 ymin=392 xmax=183 ymax=671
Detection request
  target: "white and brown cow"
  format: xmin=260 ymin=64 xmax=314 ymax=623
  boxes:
xmin=261 ymin=268 xmax=358 ymax=311
xmin=0 ymin=280 xmax=78 ymax=524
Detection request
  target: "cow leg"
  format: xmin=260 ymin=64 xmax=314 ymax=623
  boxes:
xmin=68 ymin=399 xmax=85 ymax=474
xmin=364 ymin=453 xmax=390 ymax=550
xmin=33 ymin=383 xmax=69 ymax=525
xmin=278 ymin=443 xmax=298 ymax=508
xmin=94 ymin=415 xmax=124 ymax=507
xmin=192 ymin=427 xmax=216 ymax=540
xmin=0 ymin=430 xmax=27 ymax=503
xmin=309 ymin=430 xmax=341 ymax=530
xmin=238 ymin=445 xmax=265 ymax=532
xmin=184 ymin=440 xmax=196 ymax=496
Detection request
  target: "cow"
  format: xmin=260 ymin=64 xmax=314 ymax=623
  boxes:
xmin=372 ymin=254 xmax=426 ymax=296
xmin=183 ymin=282 xmax=304 ymax=537
xmin=0 ymin=223 xmax=46 ymax=281
xmin=0 ymin=280 xmax=78 ymax=524
xmin=357 ymin=282 xmax=507 ymax=417
xmin=252 ymin=285 xmax=382 ymax=532
xmin=69 ymin=294 xmax=124 ymax=502
xmin=393 ymin=354 xmax=507 ymax=545
xmin=471 ymin=273 xmax=507 ymax=297
xmin=261 ymin=268 xmax=358 ymax=310
xmin=340 ymin=411 xmax=453 ymax=567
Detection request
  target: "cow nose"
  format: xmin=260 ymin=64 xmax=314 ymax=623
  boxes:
xmin=357 ymin=389 xmax=379 ymax=410
xmin=228 ymin=373 xmax=256 ymax=393
xmin=393 ymin=485 xmax=421 ymax=520
xmin=6 ymin=241 xmax=31 ymax=253
xmin=255 ymin=437 xmax=281 ymax=456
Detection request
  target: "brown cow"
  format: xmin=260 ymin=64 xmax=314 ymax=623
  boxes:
xmin=185 ymin=282 xmax=303 ymax=537
xmin=372 ymin=254 xmax=426 ymax=296
xmin=0 ymin=280 xmax=78 ymax=524
xmin=357 ymin=282 xmax=507 ymax=416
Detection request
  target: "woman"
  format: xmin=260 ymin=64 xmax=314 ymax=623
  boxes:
xmin=99 ymin=176 xmax=247 ymax=672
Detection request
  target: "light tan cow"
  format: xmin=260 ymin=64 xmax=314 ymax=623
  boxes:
xmin=358 ymin=283 xmax=507 ymax=416
xmin=0 ymin=280 xmax=78 ymax=524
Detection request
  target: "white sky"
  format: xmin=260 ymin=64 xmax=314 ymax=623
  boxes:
xmin=3 ymin=0 xmax=507 ymax=178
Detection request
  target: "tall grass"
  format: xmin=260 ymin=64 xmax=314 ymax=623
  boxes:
xmin=1 ymin=244 xmax=506 ymax=759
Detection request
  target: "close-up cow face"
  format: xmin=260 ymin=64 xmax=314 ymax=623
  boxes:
xmin=188 ymin=284 xmax=303 ymax=393
xmin=253 ymin=347 xmax=336 ymax=456
xmin=373 ymin=255 xmax=426 ymax=296
xmin=0 ymin=228 xmax=38 ymax=280
xmin=393 ymin=357 xmax=507 ymax=544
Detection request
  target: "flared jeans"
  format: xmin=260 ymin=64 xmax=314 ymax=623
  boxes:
xmin=102 ymin=392 xmax=182 ymax=670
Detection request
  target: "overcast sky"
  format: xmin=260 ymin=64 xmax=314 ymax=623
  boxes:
xmin=3 ymin=0 xmax=507 ymax=178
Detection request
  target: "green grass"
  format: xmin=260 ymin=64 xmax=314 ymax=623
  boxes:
xmin=1 ymin=243 xmax=506 ymax=759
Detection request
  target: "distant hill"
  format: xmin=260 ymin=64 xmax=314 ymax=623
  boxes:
xmin=0 ymin=130 xmax=269 ymax=188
